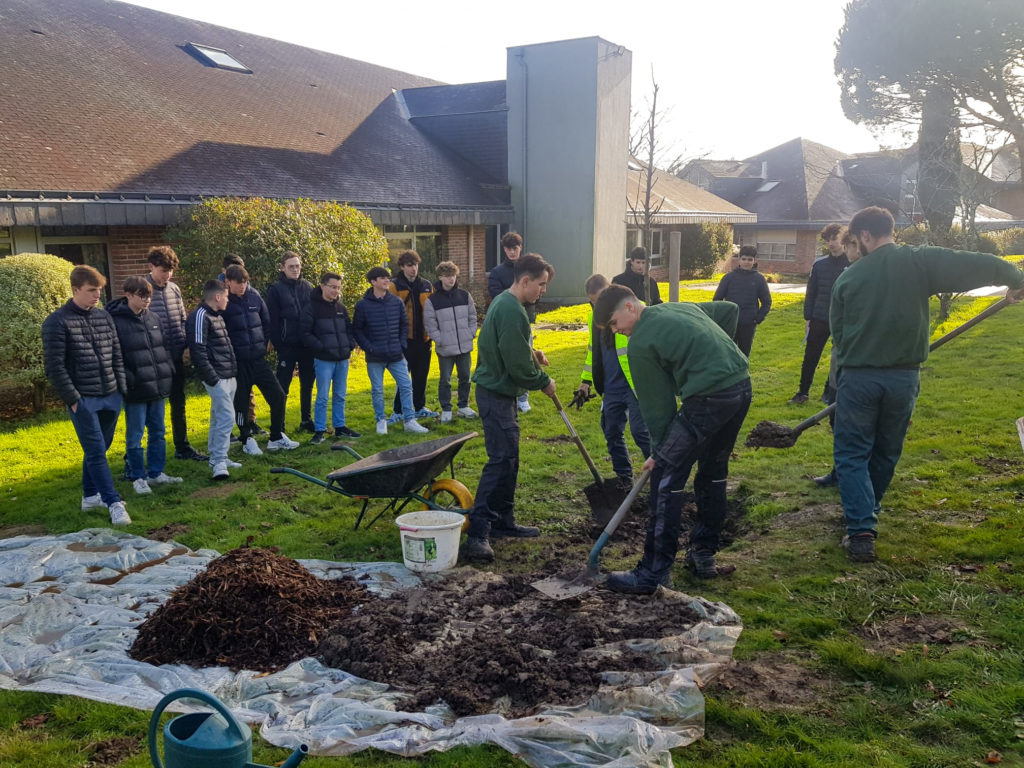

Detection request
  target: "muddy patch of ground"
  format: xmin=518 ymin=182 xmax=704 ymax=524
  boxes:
xmin=706 ymin=653 xmax=837 ymax=712
xmin=855 ymin=615 xmax=977 ymax=653
xmin=189 ymin=482 xmax=245 ymax=500
xmin=260 ymin=485 xmax=301 ymax=501
xmin=0 ymin=524 xmax=49 ymax=539
xmin=973 ymin=455 xmax=1023 ymax=475
xmin=538 ymin=434 xmax=574 ymax=443
xmin=319 ymin=569 xmax=709 ymax=718
xmin=146 ymin=523 xmax=191 ymax=542
xmin=130 ymin=547 xmax=371 ymax=671
xmin=85 ymin=736 xmax=143 ymax=766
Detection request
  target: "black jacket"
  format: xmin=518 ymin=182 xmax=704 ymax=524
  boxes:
xmin=145 ymin=275 xmax=187 ymax=356
xmin=352 ymin=288 xmax=407 ymax=363
xmin=487 ymin=259 xmax=538 ymax=321
xmin=804 ymin=253 xmax=850 ymax=324
xmin=266 ymin=272 xmax=313 ymax=349
xmin=223 ymin=286 xmax=271 ymax=362
xmin=612 ymin=268 xmax=663 ymax=305
xmin=42 ymin=300 xmax=127 ymax=406
xmin=713 ymin=268 xmax=772 ymax=326
xmin=301 ymin=287 xmax=355 ymax=362
xmin=108 ymin=298 xmax=175 ymax=402
xmin=186 ymin=303 xmax=237 ymax=385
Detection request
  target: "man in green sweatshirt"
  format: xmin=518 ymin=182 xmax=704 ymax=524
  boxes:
xmin=594 ymin=284 xmax=751 ymax=592
xmin=461 ymin=253 xmax=557 ymax=563
xmin=832 ymin=206 xmax=1024 ymax=563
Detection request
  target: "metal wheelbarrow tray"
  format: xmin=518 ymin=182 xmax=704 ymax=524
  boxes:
xmin=271 ymin=431 xmax=478 ymax=529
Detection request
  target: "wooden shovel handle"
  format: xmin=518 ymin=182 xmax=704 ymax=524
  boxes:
xmin=552 ymin=394 xmax=603 ymax=484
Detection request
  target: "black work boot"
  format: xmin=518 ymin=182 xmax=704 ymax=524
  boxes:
xmin=685 ymin=548 xmax=719 ymax=579
xmin=604 ymin=566 xmax=671 ymax=595
xmin=461 ymin=536 xmax=494 ymax=563
xmin=813 ymin=467 xmax=838 ymax=487
xmin=842 ymin=533 xmax=876 ymax=563
xmin=489 ymin=524 xmax=540 ymax=538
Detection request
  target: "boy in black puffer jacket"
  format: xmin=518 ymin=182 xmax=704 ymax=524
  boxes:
xmin=713 ymin=245 xmax=772 ymax=357
xmin=266 ymin=251 xmax=315 ymax=433
xmin=301 ymin=271 xmax=360 ymax=443
xmin=109 ymin=276 xmax=182 ymax=494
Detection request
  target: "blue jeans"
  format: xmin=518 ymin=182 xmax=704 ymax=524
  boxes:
xmin=124 ymin=399 xmax=167 ymax=480
xmin=834 ymin=367 xmax=920 ymax=536
xmin=601 ymin=388 xmax=651 ymax=478
xmin=68 ymin=393 xmax=123 ymax=505
xmin=642 ymin=380 xmax=751 ymax=578
xmin=366 ymin=358 xmax=414 ymax=422
xmin=203 ymin=378 xmax=237 ymax=465
xmin=437 ymin=352 xmax=472 ymax=410
xmin=468 ymin=386 xmax=519 ymax=537
xmin=314 ymin=358 xmax=349 ymax=431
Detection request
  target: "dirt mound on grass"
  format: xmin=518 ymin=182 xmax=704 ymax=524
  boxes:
xmin=130 ymin=547 xmax=371 ymax=671
xmin=318 ymin=569 xmax=704 ymax=718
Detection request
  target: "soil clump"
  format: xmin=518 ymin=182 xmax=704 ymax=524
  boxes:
xmin=130 ymin=546 xmax=370 ymax=671
xmin=319 ymin=569 xmax=703 ymax=718
xmin=745 ymin=420 xmax=798 ymax=449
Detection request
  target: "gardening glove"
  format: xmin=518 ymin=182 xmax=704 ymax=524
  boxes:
xmin=569 ymin=384 xmax=596 ymax=411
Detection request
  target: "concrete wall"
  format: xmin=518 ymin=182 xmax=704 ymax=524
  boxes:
xmin=507 ymin=38 xmax=630 ymax=302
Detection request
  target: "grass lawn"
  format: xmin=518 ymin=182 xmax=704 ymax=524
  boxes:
xmin=1 ymin=289 xmax=1023 ymax=767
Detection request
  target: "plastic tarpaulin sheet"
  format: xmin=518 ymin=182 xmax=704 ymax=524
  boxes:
xmin=0 ymin=529 xmax=742 ymax=768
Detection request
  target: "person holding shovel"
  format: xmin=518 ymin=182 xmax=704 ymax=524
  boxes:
xmin=831 ymin=206 xmax=1024 ymax=563
xmin=461 ymin=253 xmax=556 ymax=563
xmin=594 ymin=285 xmax=751 ymax=591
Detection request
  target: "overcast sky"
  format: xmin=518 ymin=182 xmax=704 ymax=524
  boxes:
xmin=124 ymin=0 xmax=907 ymax=162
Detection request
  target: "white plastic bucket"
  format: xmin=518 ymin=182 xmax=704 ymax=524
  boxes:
xmin=395 ymin=510 xmax=465 ymax=573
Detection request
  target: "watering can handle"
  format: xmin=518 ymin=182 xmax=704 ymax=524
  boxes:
xmin=148 ymin=688 xmax=248 ymax=768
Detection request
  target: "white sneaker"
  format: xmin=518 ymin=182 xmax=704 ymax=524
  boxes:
xmin=518 ymin=398 xmax=532 ymax=413
xmin=440 ymin=410 xmax=453 ymax=423
xmin=457 ymin=407 xmax=477 ymax=418
xmin=376 ymin=419 xmax=388 ymax=435
xmin=404 ymin=419 xmax=429 ymax=434
xmin=243 ymin=437 xmax=263 ymax=456
xmin=266 ymin=433 xmax=300 ymax=451
xmin=149 ymin=472 xmax=183 ymax=485
xmin=109 ymin=501 xmax=131 ymax=526
xmin=81 ymin=494 xmax=108 ymax=511
xmin=212 ymin=461 xmax=229 ymax=479
xmin=225 ymin=459 xmax=242 ymax=468
xmin=132 ymin=478 xmax=152 ymax=495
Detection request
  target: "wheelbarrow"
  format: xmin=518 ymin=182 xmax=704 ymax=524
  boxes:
xmin=270 ymin=432 xmax=477 ymax=530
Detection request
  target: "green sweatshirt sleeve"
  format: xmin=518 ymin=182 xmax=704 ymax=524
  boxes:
xmin=694 ymin=301 xmax=739 ymax=339
xmin=628 ymin=343 xmax=678 ymax=447
xmin=921 ymin=247 xmax=1024 ymax=294
xmin=499 ymin=310 xmax=550 ymax=392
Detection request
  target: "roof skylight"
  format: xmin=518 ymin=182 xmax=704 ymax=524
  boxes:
xmin=184 ymin=42 xmax=251 ymax=73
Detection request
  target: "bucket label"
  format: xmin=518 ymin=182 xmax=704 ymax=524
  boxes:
xmin=404 ymin=536 xmax=437 ymax=563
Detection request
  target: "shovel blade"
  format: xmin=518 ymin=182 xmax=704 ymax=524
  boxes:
xmin=531 ymin=569 xmax=600 ymax=600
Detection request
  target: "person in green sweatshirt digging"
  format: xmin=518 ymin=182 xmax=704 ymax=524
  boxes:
xmin=594 ymin=285 xmax=752 ymax=592
xmin=831 ymin=206 xmax=1024 ymax=564
xmin=461 ymin=253 xmax=557 ymax=563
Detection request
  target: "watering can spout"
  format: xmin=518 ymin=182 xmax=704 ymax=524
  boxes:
xmin=249 ymin=743 xmax=308 ymax=768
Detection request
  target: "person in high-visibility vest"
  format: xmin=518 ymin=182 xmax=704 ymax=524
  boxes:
xmin=573 ymin=274 xmax=651 ymax=486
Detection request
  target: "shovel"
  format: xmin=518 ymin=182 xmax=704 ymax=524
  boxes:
xmin=552 ymin=393 xmax=603 ymax=485
xmin=532 ymin=468 xmax=651 ymax=600
xmin=746 ymin=297 xmax=1013 ymax=449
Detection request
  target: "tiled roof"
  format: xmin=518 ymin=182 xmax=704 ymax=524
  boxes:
xmin=0 ymin=0 xmax=510 ymax=211
xmin=626 ymin=169 xmax=755 ymax=224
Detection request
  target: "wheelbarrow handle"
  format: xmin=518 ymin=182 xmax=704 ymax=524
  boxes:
xmin=552 ymin=394 xmax=603 ymax=485
xmin=791 ymin=298 xmax=1013 ymax=440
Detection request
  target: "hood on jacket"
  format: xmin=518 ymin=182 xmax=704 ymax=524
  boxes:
xmin=106 ymin=296 xmax=142 ymax=318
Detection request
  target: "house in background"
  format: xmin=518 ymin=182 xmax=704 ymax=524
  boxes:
xmin=0 ymin=0 xmax=632 ymax=301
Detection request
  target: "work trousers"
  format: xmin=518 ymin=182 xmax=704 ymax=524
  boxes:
xmin=68 ymin=393 xmax=123 ymax=506
xmin=313 ymin=358 xmax=349 ymax=431
xmin=124 ymin=398 xmax=167 ymax=480
xmin=437 ymin=351 xmax=472 ymax=411
xmin=168 ymin=354 xmax=193 ymax=453
xmin=642 ymin=380 xmax=751 ymax=579
xmin=276 ymin=345 xmax=315 ymax=424
xmin=600 ymin=388 xmax=651 ymax=479
xmin=834 ymin=367 xmax=919 ymax=537
xmin=798 ymin=318 xmax=831 ymax=396
xmin=734 ymin=322 xmax=757 ymax=358
xmin=234 ymin=358 xmax=285 ymax=441
xmin=467 ymin=386 xmax=519 ymax=537
xmin=394 ymin=339 xmax=432 ymax=414
xmin=203 ymin=377 xmax=237 ymax=465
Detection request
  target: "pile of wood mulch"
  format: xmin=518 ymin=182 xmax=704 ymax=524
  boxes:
xmin=130 ymin=547 xmax=370 ymax=672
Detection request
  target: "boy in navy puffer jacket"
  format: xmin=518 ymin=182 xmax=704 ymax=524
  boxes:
xmin=713 ymin=245 xmax=772 ymax=357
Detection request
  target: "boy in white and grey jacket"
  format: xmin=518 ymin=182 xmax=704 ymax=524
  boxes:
xmin=423 ymin=261 xmax=477 ymax=422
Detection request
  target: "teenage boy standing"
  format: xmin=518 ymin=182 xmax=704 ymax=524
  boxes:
xmin=712 ymin=245 xmax=772 ymax=357
xmin=43 ymin=265 xmax=130 ymax=525
xmin=266 ymin=251 xmax=315 ymax=433
xmin=389 ymin=250 xmax=436 ymax=419
xmin=423 ymin=260 xmax=477 ymax=423
xmin=488 ymin=231 xmax=533 ymax=413
xmin=462 ymin=253 xmax=557 ymax=563
xmin=612 ymin=246 xmax=663 ymax=306
xmin=109 ymin=276 xmax=182 ymax=494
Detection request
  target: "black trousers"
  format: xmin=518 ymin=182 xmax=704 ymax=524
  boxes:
xmin=394 ymin=339 xmax=432 ymax=413
xmin=734 ymin=322 xmax=757 ymax=358
xmin=467 ymin=386 xmax=519 ymax=537
xmin=234 ymin=358 xmax=285 ymax=441
xmin=168 ymin=354 xmax=192 ymax=452
xmin=798 ymin=318 xmax=831 ymax=396
xmin=275 ymin=345 xmax=315 ymax=423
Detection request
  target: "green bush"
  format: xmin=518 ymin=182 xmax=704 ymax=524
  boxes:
xmin=0 ymin=253 xmax=72 ymax=409
xmin=993 ymin=227 xmax=1024 ymax=257
xmin=680 ymin=222 xmax=733 ymax=278
xmin=166 ymin=197 xmax=389 ymax=309
xmin=896 ymin=224 xmax=1001 ymax=254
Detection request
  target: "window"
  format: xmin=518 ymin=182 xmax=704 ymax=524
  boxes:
xmin=383 ymin=225 xmax=442 ymax=273
xmin=625 ymin=227 xmax=663 ymax=265
xmin=42 ymin=227 xmax=112 ymax=300
xmin=756 ymin=242 xmax=797 ymax=261
xmin=184 ymin=42 xmax=252 ymax=73
xmin=0 ymin=227 xmax=11 ymax=258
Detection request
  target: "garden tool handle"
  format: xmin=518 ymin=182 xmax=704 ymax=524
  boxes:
xmin=791 ymin=403 xmax=836 ymax=438
xmin=552 ymin=394 xmax=603 ymax=485
xmin=588 ymin=468 xmax=652 ymax=571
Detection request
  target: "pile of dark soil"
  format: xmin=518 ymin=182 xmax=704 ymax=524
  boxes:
xmin=130 ymin=547 xmax=370 ymax=671
xmin=319 ymin=570 xmax=702 ymax=718
xmin=745 ymin=420 xmax=798 ymax=448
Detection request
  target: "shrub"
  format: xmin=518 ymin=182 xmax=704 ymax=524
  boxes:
xmin=994 ymin=227 xmax=1024 ymax=257
xmin=897 ymin=224 xmax=1000 ymax=254
xmin=0 ymin=253 xmax=73 ymax=410
xmin=166 ymin=197 xmax=389 ymax=309
xmin=679 ymin=222 xmax=733 ymax=278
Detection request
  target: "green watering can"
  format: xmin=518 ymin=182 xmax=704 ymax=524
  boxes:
xmin=148 ymin=688 xmax=308 ymax=768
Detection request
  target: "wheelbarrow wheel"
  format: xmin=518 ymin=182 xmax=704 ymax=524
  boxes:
xmin=421 ymin=478 xmax=473 ymax=532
